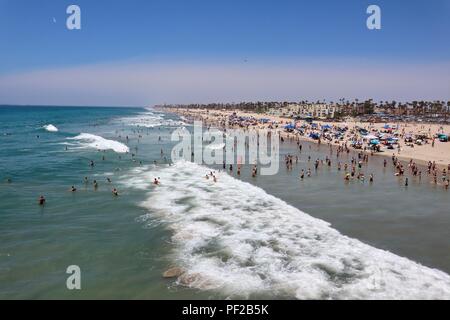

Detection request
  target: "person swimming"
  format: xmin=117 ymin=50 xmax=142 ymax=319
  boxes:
xmin=153 ymin=178 xmax=160 ymax=185
xmin=107 ymin=177 xmax=111 ymax=183
xmin=38 ymin=195 xmax=46 ymax=205
xmin=93 ymin=180 xmax=98 ymax=189
xmin=70 ymin=186 xmax=77 ymax=192
xmin=112 ymin=188 xmax=119 ymax=196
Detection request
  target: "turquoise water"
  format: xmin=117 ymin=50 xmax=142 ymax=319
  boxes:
xmin=1 ymin=106 xmax=450 ymax=299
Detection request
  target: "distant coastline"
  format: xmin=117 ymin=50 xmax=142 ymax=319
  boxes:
xmin=0 ymin=104 xmax=145 ymax=108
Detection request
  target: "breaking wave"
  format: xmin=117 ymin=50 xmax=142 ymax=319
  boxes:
xmin=116 ymin=111 xmax=187 ymax=128
xmin=43 ymin=124 xmax=58 ymax=132
xmin=68 ymin=133 xmax=129 ymax=153
xmin=120 ymin=161 xmax=450 ymax=299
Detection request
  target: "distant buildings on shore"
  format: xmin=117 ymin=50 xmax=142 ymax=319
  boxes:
xmin=156 ymin=99 xmax=450 ymax=123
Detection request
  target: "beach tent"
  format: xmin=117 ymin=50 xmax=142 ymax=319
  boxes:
xmin=383 ymin=124 xmax=391 ymax=129
xmin=284 ymin=124 xmax=295 ymax=130
xmin=370 ymin=139 xmax=380 ymax=145
xmin=322 ymin=124 xmax=332 ymax=129
xmin=359 ymin=129 xmax=369 ymax=135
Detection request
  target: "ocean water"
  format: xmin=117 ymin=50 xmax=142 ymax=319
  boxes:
xmin=0 ymin=106 xmax=450 ymax=299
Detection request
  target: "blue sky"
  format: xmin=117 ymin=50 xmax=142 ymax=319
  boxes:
xmin=0 ymin=0 xmax=449 ymax=106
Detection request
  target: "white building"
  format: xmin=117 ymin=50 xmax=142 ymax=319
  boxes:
xmin=285 ymin=103 xmax=341 ymax=119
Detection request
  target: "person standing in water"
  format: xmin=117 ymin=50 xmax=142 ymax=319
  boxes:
xmin=38 ymin=195 xmax=46 ymax=205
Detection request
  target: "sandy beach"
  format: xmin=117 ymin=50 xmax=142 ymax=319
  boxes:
xmin=160 ymin=107 xmax=450 ymax=168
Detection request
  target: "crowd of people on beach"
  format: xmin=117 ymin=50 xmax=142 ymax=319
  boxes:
xmin=174 ymin=109 xmax=450 ymax=191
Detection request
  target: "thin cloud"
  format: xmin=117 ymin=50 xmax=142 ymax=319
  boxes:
xmin=0 ymin=60 xmax=449 ymax=106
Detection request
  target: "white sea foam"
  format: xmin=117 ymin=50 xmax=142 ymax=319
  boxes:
xmin=120 ymin=161 xmax=450 ymax=299
xmin=43 ymin=124 xmax=58 ymax=132
xmin=68 ymin=133 xmax=129 ymax=153
xmin=116 ymin=111 xmax=187 ymax=128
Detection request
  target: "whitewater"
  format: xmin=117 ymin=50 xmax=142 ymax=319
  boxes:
xmin=119 ymin=160 xmax=450 ymax=299
xmin=68 ymin=133 xmax=130 ymax=153
xmin=115 ymin=110 xmax=187 ymax=128
xmin=43 ymin=124 xmax=58 ymax=132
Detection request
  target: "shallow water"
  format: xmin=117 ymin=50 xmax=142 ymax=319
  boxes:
xmin=0 ymin=106 xmax=449 ymax=299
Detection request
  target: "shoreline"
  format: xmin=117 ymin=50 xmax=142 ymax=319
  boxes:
xmin=158 ymin=107 xmax=450 ymax=170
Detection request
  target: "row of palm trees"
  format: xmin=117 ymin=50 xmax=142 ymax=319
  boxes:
xmin=158 ymin=99 xmax=450 ymax=120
